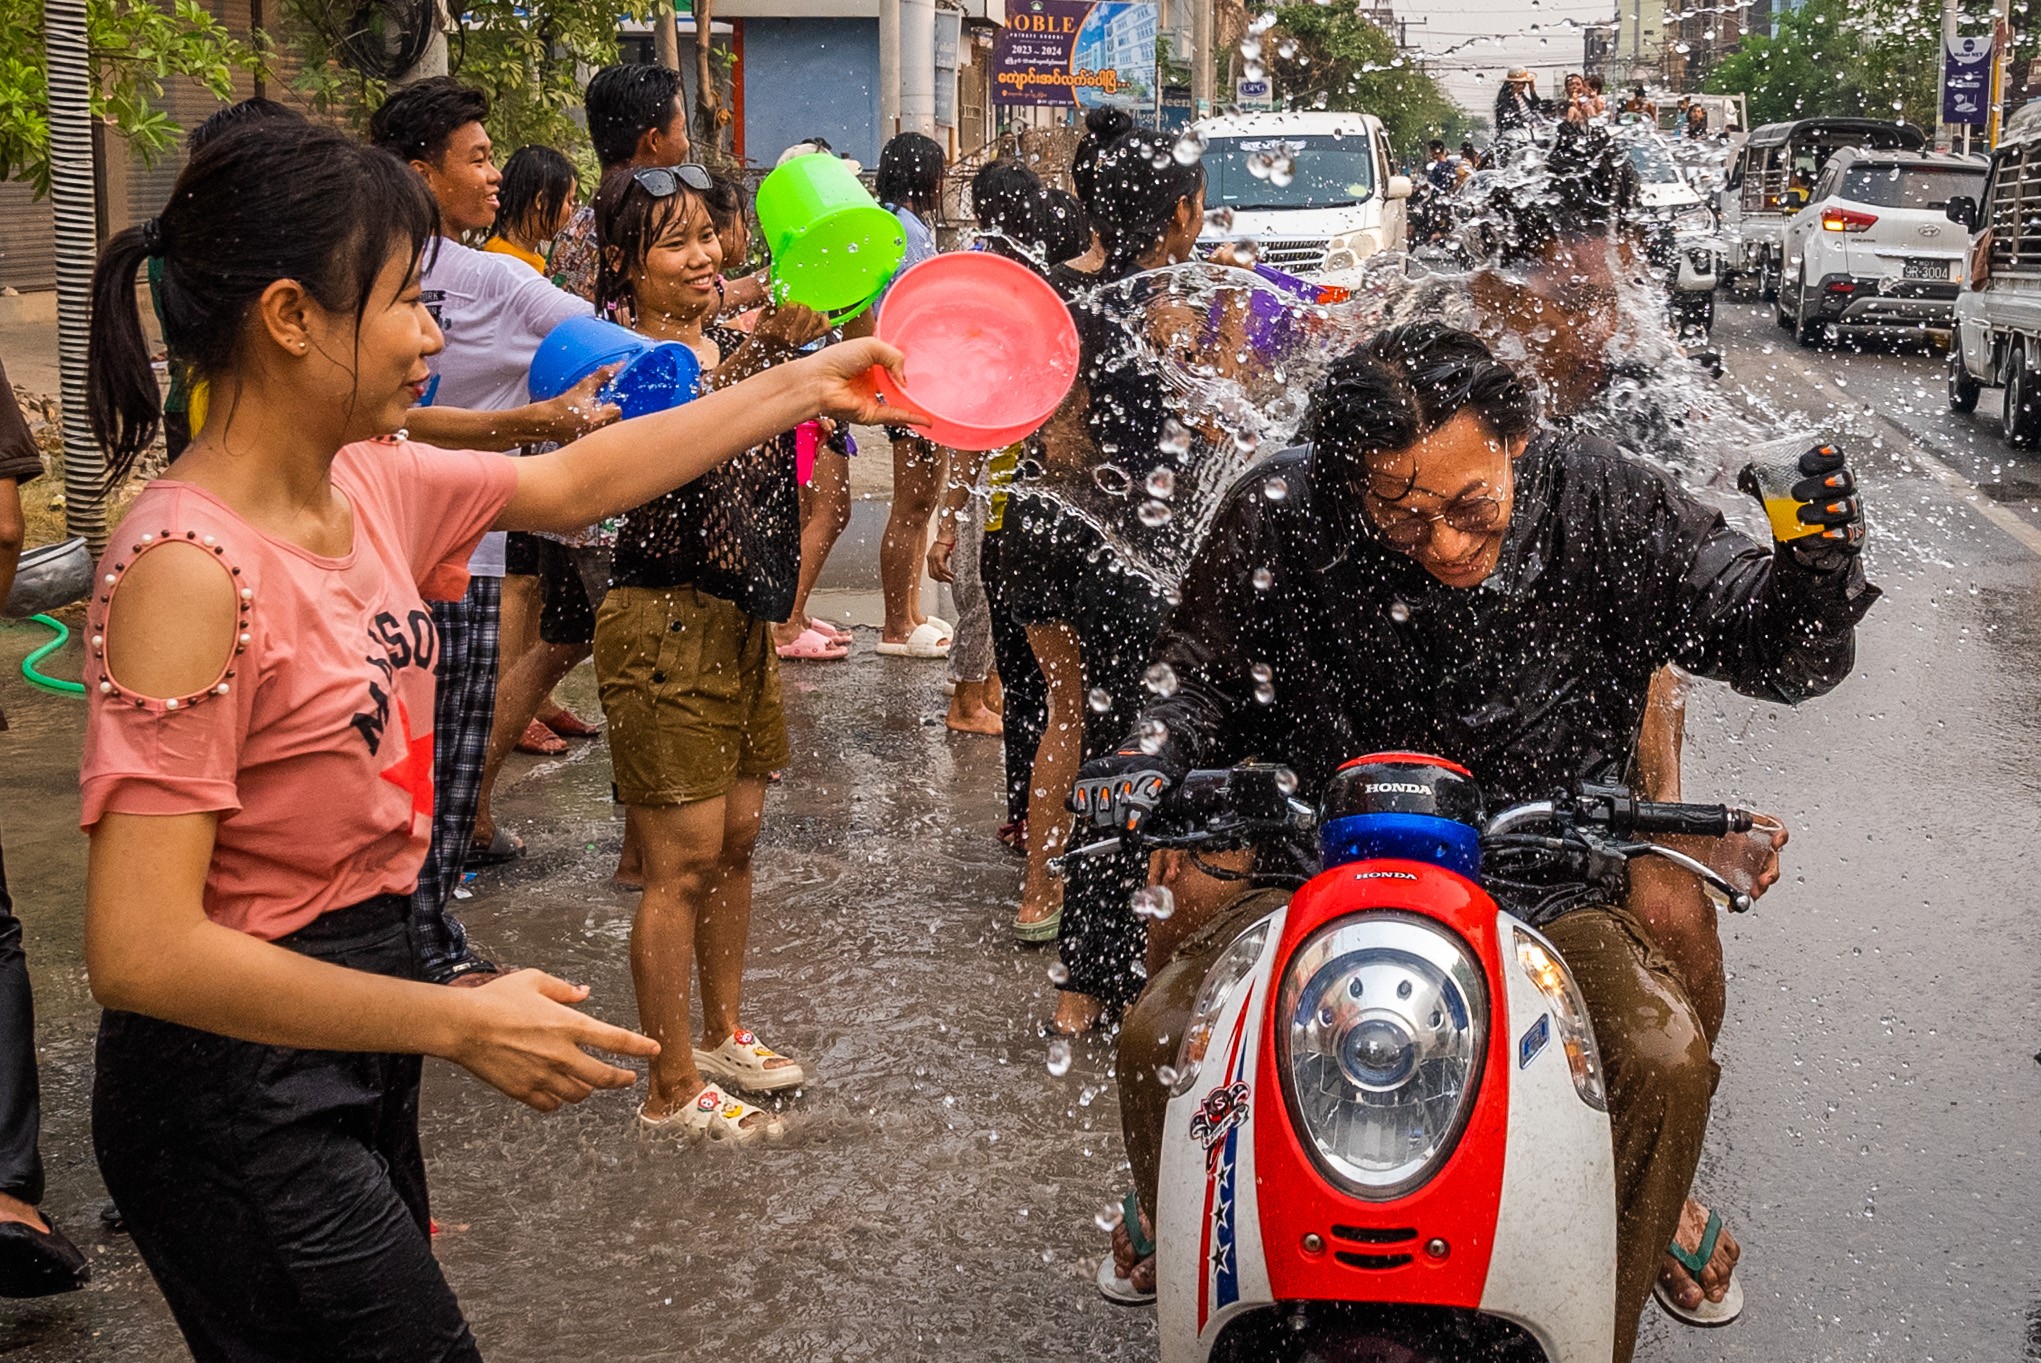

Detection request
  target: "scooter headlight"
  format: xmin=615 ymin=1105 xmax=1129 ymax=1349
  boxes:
xmin=1276 ymin=914 xmax=1487 ymax=1200
xmin=1170 ymin=918 xmax=1276 ymax=1097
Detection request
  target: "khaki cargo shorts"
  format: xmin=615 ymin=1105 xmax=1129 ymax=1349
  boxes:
xmin=593 ymin=586 xmax=788 ymax=807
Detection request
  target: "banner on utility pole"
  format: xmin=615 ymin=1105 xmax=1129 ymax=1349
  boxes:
xmin=993 ymin=0 xmax=1158 ymax=109
xmin=1944 ymin=32 xmax=1992 ymax=127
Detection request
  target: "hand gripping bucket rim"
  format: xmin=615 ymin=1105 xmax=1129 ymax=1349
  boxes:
xmin=529 ymin=315 xmax=653 ymax=403
xmin=870 ymin=252 xmax=1081 ymax=452
xmin=756 ymin=154 xmax=905 ymax=324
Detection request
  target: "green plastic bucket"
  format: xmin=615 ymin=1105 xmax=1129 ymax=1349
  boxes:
xmin=756 ymin=154 xmax=906 ymax=324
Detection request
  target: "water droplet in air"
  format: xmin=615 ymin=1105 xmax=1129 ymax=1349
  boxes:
xmin=1095 ymin=1202 xmax=1125 ymax=1232
xmin=1264 ymin=477 xmax=1289 ymax=501
xmin=1250 ymin=662 xmax=1273 ymax=684
xmin=1143 ymin=662 xmax=1179 ymax=697
xmin=1092 ymin=463 xmax=1131 ymax=497
xmin=1046 ymin=1039 xmax=1073 ymax=1077
xmin=1132 ymin=885 xmax=1176 ymax=920
xmin=1270 ymin=156 xmax=1296 ymax=189
xmin=1240 ymin=37 xmax=1261 ymax=60
xmin=1173 ymin=131 xmax=1207 ymax=166
xmin=1048 ymin=961 xmax=1071 ymax=984
xmin=1145 ymin=465 xmax=1177 ymax=498
xmin=1248 ymin=152 xmax=1273 ymax=180
xmin=1139 ymin=499 xmax=1174 ymax=527
xmin=1388 ymin=600 xmax=1411 ymax=623
xmin=1275 ymin=767 xmax=1299 ymax=796
xmin=1277 ymin=38 xmax=1296 ymax=57
xmin=1255 ymin=682 xmax=1276 ymax=705
xmin=1252 ymin=566 xmax=1274 ymax=591
xmin=1156 ymin=1064 xmax=1179 ymax=1087
xmin=1088 ymin=686 xmax=1113 ymax=713
xmin=1138 ymin=717 xmax=1169 ymax=755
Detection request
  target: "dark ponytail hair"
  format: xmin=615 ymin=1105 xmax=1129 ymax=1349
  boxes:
xmin=1083 ymin=123 xmax=1205 ymax=279
xmin=87 ymin=119 xmax=437 ymax=483
xmin=1070 ymin=106 xmax=1132 ymax=207
xmin=875 ymin=132 xmax=946 ymax=216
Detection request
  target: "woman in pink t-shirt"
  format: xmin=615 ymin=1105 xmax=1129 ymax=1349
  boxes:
xmin=78 ymin=120 xmax=916 ymax=1361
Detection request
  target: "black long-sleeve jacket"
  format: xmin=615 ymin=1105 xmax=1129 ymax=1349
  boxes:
xmin=1131 ymin=430 xmax=1880 ymax=808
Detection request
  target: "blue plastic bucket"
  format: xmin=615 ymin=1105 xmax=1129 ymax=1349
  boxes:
xmin=529 ymin=315 xmax=653 ymax=402
xmin=602 ymin=342 xmax=703 ymax=419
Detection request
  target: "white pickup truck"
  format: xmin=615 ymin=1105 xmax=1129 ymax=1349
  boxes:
xmin=1190 ymin=110 xmax=1412 ymax=278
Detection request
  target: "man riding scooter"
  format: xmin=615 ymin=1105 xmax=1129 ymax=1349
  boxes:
xmin=1076 ymin=321 xmax=1876 ymax=1362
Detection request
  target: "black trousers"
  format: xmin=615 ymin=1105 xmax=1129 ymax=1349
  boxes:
xmin=978 ymin=528 xmax=1046 ymax=826
xmin=0 ymin=838 xmax=43 ymax=1206
xmin=93 ymin=896 xmax=481 ymax=1363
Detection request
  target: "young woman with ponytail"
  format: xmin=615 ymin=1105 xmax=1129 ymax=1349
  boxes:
xmin=78 ymin=118 xmax=913 ymax=1360
xmin=1003 ymin=109 xmax=1211 ymax=1032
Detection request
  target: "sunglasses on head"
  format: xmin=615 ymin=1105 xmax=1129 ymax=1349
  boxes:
xmin=632 ymin=164 xmax=714 ymax=197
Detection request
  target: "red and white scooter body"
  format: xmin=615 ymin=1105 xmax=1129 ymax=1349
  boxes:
xmin=1154 ymin=858 xmax=1617 ymax=1362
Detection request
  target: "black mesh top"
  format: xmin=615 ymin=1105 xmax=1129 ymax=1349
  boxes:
xmin=607 ymin=327 xmax=801 ymax=623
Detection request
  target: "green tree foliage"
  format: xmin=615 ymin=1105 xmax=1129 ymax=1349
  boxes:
xmin=1705 ymin=0 xmax=1982 ymax=130
xmin=1264 ymin=2 xmax=1470 ymax=157
xmin=279 ymin=0 xmax=628 ymax=172
xmin=0 ymin=0 xmax=262 ymax=193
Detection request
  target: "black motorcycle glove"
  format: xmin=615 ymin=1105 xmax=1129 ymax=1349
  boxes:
xmin=1071 ymin=748 xmax=1181 ymax=834
xmin=1737 ymin=441 xmax=1863 ymax=573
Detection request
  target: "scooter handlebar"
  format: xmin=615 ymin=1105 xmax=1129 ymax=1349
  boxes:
xmin=1624 ymin=801 xmax=1754 ymax=838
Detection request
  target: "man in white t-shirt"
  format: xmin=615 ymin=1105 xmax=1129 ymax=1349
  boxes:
xmin=370 ymin=77 xmax=609 ymax=982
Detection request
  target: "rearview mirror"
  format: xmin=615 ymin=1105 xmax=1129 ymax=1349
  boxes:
xmin=1385 ymin=174 xmax=1413 ymax=201
xmin=1945 ymin=195 xmax=1979 ymax=230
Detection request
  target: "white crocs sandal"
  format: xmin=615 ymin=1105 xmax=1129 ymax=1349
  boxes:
xmin=640 ymin=1082 xmax=785 ymax=1144
xmin=694 ymin=1028 xmax=808 ymax=1094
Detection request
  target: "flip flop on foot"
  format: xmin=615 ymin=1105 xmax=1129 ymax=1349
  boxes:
xmin=875 ymin=620 xmax=952 ymax=658
xmin=639 ymin=1082 xmax=785 ymax=1144
xmin=1013 ymin=903 xmax=1061 ymax=944
xmin=514 ymin=718 xmax=568 ymax=756
xmin=776 ymin=627 xmax=849 ymax=661
xmin=695 ymin=1028 xmax=807 ymax=1093
xmin=1096 ymin=1192 xmax=1156 ymax=1305
xmin=1654 ymin=1199 xmax=1744 ymax=1327
xmin=539 ymin=708 xmax=600 ymax=738
xmin=468 ymin=827 xmax=525 ymax=866
xmin=810 ymin=617 xmax=853 ymax=644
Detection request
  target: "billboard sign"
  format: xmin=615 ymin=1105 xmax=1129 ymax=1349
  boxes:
xmin=993 ymin=0 xmax=1159 ymax=109
xmin=1945 ymin=32 xmax=1992 ymax=128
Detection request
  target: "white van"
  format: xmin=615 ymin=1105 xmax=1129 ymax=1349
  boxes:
xmin=1190 ymin=111 xmax=1412 ymax=278
xmin=1948 ymin=101 xmax=2041 ymax=445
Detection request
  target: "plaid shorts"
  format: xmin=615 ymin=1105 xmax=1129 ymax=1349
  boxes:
xmin=410 ymin=575 xmax=500 ymax=982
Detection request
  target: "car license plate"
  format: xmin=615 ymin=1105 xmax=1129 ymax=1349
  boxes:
xmin=1902 ymin=257 xmax=1951 ymax=281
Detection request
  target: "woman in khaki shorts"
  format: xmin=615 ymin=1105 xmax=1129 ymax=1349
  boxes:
xmin=591 ymin=164 xmax=831 ymax=1141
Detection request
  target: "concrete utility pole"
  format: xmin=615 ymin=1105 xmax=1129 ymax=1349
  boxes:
xmin=1938 ymin=0 xmax=1959 ymax=151
xmin=43 ymin=0 xmax=107 ymax=552
xmin=1988 ymin=0 xmax=2011 ymax=147
xmin=390 ymin=0 xmax=450 ymax=85
xmin=901 ymin=0 xmax=937 ymax=137
xmin=1192 ymin=0 xmax=1214 ymax=113
xmin=880 ymin=0 xmax=902 ymax=140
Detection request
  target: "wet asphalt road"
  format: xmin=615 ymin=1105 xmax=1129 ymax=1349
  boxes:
xmin=2 ymin=301 xmax=2040 ymax=1361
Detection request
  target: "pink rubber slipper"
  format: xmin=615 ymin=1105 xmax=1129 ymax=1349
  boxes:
xmin=776 ymin=627 xmax=849 ymax=661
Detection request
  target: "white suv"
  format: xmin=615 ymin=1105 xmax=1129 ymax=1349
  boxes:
xmin=1776 ymin=147 xmax=1986 ymax=345
xmin=1189 ymin=110 xmax=1412 ymax=278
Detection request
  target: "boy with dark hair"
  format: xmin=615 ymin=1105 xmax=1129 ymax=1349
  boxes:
xmin=550 ymin=64 xmax=692 ymax=301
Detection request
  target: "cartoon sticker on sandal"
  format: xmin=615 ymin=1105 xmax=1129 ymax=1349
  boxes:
xmin=1190 ymin=1081 xmax=1250 ymax=1170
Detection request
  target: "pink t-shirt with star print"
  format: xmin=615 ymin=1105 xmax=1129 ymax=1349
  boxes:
xmin=78 ymin=439 xmax=518 ymax=941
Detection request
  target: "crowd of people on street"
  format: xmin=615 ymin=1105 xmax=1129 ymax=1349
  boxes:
xmin=0 ymin=52 xmax=1875 ymax=1363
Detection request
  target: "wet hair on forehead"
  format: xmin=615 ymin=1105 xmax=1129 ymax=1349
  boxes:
xmin=86 ymin=119 xmax=436 ymax=483
xmin=1306 ymin=323 xmax=1537 ymax=498
xmin=367 ymin=76 xmax=490 ymax=165
xmin=593 ymin=167 xmax=713 ymax=317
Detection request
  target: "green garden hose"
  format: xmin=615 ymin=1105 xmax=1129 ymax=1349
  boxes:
xmin=21 ymin=613 xmax=85 ymax=696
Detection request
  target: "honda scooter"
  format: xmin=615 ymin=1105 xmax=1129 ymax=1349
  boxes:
xmin=1068 ymin=752 xmax=1755 ymax=1362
